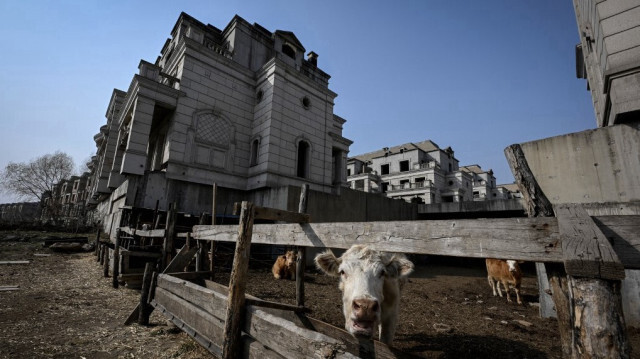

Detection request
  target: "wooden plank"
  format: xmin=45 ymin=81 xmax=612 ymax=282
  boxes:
xmin=0 ymin=285 xmax=20 ymax=291
xmin=233 ymin=202 xmax=310 ymax=223
xmin=113 ymin=232 xmax=120 ymax=288
xmin=555 ymin=204 xmax=625 ymax=280
xmin=0 ymin=261 xmax=30 ymax=265
xmin=156 ymin=274 xmax=228 ymax=320
xmin=243 ymin=306 xmax=353 ymax=359
xmin=165 ymin=271 xmax=214 ymax=281
xmin=153 ymin=287 xmax=225 ymax=347
xmin=222 ymin=201 xmax=255 ymax=359
xmin=138 ymin=262 xmax=154 ymax=325
xmin=297 ymin=184 xmax=308 ymax=308
xmin=193 ymin=217 xmax=562 ymax=262
xmin=242 ymin=334 xmax=286 ymax=359
xmin=593 ymin=215 xmax=640 ymax=269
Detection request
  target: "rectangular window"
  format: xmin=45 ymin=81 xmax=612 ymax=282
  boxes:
xmin=400 ymin=160 xmax=409 ymax=172
xmin=381 ymin=164 xmax=389 ymax=175
xmin=381 ymin=182 xmax=389 ymax=193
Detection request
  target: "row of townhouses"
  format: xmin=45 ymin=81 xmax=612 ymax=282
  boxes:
xmin=347 ymin=140 xmax=516 ymax=204
xmin=41 ymin=173 xmax=92 ymax=222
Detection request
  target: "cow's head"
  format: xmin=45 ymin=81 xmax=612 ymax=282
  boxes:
xmin=506 ymin=260 xmax=519 ymax=273
xmin=284 ymin=250 xmax=297 ymax=268
xmin=315 ymin=245 xmax=414 ymax=338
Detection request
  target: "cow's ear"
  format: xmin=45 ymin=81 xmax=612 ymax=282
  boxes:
xmin=315 ymin=250 xmax=341 ymax=276
xmin=386 ymin=255 xmax=414 ymax=278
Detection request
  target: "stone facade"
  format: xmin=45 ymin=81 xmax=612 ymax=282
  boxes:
xmin=346 ymin=140 xmax=513 ymax=204
xmin=574 ymin=0 xmax=640 ymax=127
xmin=41 ymin=172 xmax=92 ymax=223
xmin=85 ymin=13 xmax=352 ymax=225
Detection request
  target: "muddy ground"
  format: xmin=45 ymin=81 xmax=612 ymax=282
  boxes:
xmin=1 ymin=231 xmax=637 ymax=358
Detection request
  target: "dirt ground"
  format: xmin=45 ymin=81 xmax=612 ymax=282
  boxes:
xmin=1 ymin=231 xmax=638 ymax=359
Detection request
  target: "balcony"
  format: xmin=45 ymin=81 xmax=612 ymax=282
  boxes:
xmin=138 ymin=60 xmax=180 ymax=90
xmin=389 ymin=180 xmax=433 ymax=192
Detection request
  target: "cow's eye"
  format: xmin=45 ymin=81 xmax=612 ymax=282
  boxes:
xmin=378 ymin=270 xmax=385 ymax=278
xmin=339 ymin=270 xmax=345 ymax=276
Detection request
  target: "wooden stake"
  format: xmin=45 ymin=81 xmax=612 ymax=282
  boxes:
xmin=138 ymin=262 xmax=155 ymax=325
xmin=296 ymin=184 xmax=308 ymax=307
xmin=103 ymin=244 xmax=109 ymax=278
xmin=94 ymin=228 xmax=101 ymax=257
xmin=210 ymin=183 xmax=217 ymax=281
xmin=113 ymin=232 xmax=120 ymax=288
xmin=221 ymin=201 xmax=254 ymax=359
xmin=162 ymin=203 xmax=176 ymax=271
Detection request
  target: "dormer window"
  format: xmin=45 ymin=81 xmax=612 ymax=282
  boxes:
xmin=282 ymin=44 xmax=296 ymax=59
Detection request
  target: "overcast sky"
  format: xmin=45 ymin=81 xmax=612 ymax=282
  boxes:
xmin=0 ymin=0 xmax=594 ymax=204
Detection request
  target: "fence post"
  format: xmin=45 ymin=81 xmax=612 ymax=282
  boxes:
xmin=296 ymin=184 xmax=309 ymax=307
xmin=102 ymin=244 xmax=109 ymax=277
xmin=221 ymin=201 xmax=254 ymax=359
xmin=94 ymin=228 xmax=101 ymax=257
xmin=210 ymin=183 xmax=217 ymax=281
xmin=113 ymin=231 xmax=120 ymax=288
xmin=162 ymin=203 xmax=176 ymax=271
xmin=138 ymin=262 xmax=155 ymax=325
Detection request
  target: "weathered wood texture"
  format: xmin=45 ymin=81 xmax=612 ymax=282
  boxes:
xmin=120 ymin=227 xmax=165 ymax=238
xmin=504 ymin=144 xmax=554 ymax=217
xmin=138 ymin=262 xmax=155 ymax=325
xmin=593 ymin=215 xmax=640 ymax=269
xmin=162 ymin=203 xmax=177 ymax=270
xmin=555 ymin=204 xmax=625 ymax=280
xmin=222 ymin=201 xmax=255 ymax=359
xmin=113 ymin=233 xmax=120 ymax=288
xmin=193 ymin=217 xmax=561 ymax=262
xmin=297 ymin=184 xmax=309 ymax=307
xmin=233 ymin=202 xmax=310 ymax=223
xmin=569 ymin=277 xmax=630 ymax=358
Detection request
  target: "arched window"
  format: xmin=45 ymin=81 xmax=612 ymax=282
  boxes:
xmin=297 ymin=141 xmax=310 ymax=178
xmin=282 ymin=44 xmax=296 ymax=59
xmin=250 ymin=138 xmax=259 ymax=167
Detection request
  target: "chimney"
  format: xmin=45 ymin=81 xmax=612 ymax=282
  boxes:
xmin=307 ymin=51 xmax=318 ymax=66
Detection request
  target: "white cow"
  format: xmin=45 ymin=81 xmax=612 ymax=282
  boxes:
xmin=314 ymin=244 xmax=414 ymax=345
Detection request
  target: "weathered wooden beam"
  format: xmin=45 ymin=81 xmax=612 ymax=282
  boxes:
xmin=162 ymin=203 xmax=177 ymax=270
xmin=193 ymin=217 xmax=561 ymax=262
xmin=222 ymin=201 xmax=255 ymax=359
xmin=138 ymin=262 xmax=154 ymax=325
xmin=232 ymin=202 xmax=310 ymax=224
xmin=593 ymin=215 xmax=640 ymax=269
xmin=243 ymin=306 xmax=351 ymax=359
xmin=0 ymin=285 xmax=20 ymax=291
xmin=504 ymin=144 xmax=554 ymax=217
xmin=555 ymin=204 xmax=625 ymax=280
xmin=113 ymin=232 xmax=121 ymax=288
xmin=297 ymin=184 xmax=309 ymax=308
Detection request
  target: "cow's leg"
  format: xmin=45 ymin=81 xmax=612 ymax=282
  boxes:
xmin=501 ymin=280 xmax=512 ymax=302
xmin=514 ymin=282 xmax=522 ymax=305
xmin=488 ymin=276 xmax=498 ymax=296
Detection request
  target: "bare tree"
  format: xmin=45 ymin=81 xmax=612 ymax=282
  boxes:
xmin=0 ymin=151 xmax=74 ymax=202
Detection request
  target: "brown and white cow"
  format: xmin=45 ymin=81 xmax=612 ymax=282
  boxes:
xmin=315 ymin=244 xmax=414 ymax=345
xmin=486 ymin=258 xmax=523 ymax=305
xmin=272 ymin=250 xmax=297 ymax=280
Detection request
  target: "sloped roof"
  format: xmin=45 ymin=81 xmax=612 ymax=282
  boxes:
xmin=350 ymin=140 xmax=441 ymax=162
xmin=274 ymin=30 xmax=305 ymax=52
xmin=460 ymin=164 xmax=484 ymax=174
xmin=498 ymin=183 xmax=520 ymax=192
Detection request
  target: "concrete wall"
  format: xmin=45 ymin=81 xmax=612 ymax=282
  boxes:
xmin=520 ymin=123 xmax=640 ymax=204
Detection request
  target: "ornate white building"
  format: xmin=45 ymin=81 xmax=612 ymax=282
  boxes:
xmin=347 ymin=140 xmax=512 ymax=204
